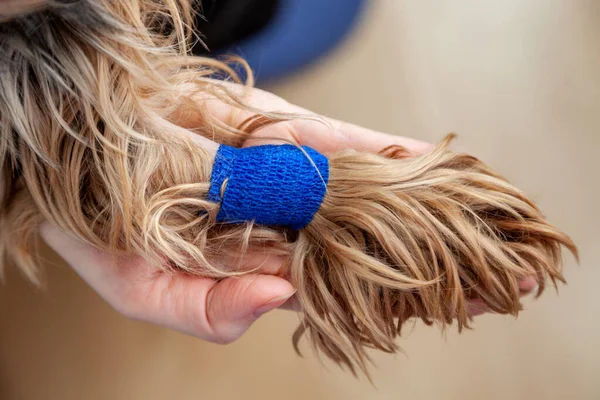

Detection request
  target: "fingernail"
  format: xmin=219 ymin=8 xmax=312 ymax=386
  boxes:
xmin=254 ymin=290 xmax=296 ymax=318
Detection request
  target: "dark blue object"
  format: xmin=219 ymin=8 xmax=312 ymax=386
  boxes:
xmin=222 ymin=0 xmax=367 ymax=83
xmin=207 ymin=144 xmax=329 ymax=230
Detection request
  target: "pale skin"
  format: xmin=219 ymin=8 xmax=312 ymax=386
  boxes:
xmin=41 ymin=82 xmax=537 ymax=345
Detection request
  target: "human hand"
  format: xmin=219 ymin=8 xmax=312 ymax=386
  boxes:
xmin=41 ymin=82 xmax=536 ymax=347
xmin=192 ymin=81 xmax=540 ymax=316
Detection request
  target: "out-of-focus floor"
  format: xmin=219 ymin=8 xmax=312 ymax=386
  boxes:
xmin=1 ymin=1 xmax=599 ymax=399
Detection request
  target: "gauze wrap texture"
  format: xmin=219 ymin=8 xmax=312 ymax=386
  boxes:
xmin=207 ymin=144 xmax=330 ymax=230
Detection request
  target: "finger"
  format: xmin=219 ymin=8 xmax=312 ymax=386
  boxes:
xmin=518 ymin=276 xmax=538 ymax=295
xmin=282 ymin=117 xmax=434 ymax=156
xmin=215 ymin=251 xmax=287 ymax=276
xmin=186 ymin=80 xmax=432 ymax=155
xmin=137 ymin=272 xmax=295 ymax=343
xmin=205 ymin=274 xmax=296 ymax=342
xmin=467 ymin=277 xmax=538 ymax=317
xmin=213 ymin=251 xmax=303 ymax=311
xmin=468 ymin=298 xmax=490 ymax=317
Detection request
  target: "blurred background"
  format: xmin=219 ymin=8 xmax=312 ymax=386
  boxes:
xmin=1 ymin=0 xmax=599 ymax=399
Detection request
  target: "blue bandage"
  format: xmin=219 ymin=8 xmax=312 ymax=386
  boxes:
xmin=207 ymin=144 xmax=329 ymax=230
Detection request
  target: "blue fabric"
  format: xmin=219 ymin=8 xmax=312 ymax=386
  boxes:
xmin=207 ymin=144 xmax=329 ymax=230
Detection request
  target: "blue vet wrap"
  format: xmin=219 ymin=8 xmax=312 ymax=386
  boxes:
xmin=207 ymin=144 xmax=330 ymax=230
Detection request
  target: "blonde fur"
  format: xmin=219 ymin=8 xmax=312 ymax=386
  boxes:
xmin=0 ymin=0 xmax=577 ymax=376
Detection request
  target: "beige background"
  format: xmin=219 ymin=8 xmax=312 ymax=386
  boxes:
xmin=1 ymin=0 xmax=599 ymax=399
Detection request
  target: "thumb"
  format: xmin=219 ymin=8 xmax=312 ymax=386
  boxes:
xmin=206 ymin=274 xmax=296 ymax=344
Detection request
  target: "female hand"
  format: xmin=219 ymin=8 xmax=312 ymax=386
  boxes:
xmin=41 ymin=82 xmax=537 ymax=345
